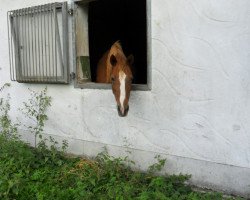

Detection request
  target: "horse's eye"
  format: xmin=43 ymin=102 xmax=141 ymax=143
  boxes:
xmin=111 ymin=77 xmax=115 ymax=83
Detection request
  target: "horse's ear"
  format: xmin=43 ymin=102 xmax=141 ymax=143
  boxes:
xmin=127 ymin=54 xmax=134 ymax=66
xmin=110 ymin=54 xmax=117 ymax=67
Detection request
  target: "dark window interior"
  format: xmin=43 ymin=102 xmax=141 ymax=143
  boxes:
xmin=88 ymin=0 xmax=147 ymax=84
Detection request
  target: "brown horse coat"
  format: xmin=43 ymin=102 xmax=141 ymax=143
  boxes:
xmin=96 ymin=41 xmax=128 ymax=83
xmin=96 ymin=41 xmax=134 ymax=117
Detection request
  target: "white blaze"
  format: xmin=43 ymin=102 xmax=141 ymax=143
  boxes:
xmin=119 ymin=71 xmax=126 ymax=113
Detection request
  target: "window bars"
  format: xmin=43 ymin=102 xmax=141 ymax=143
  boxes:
xmin=7 ymin=2 xmax=69 ymax=84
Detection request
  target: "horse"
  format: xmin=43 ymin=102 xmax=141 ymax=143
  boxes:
xmin=96 ymin=41 xmax=134 ymax=117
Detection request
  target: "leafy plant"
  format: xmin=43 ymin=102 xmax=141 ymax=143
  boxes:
xmin=19 ymin=87 xmax=68 ymax=166
xmin=148 ymin=155 xmax=166 ymax=174
xmin=0 ymin=137 xmax=244 ymax=199
xmin=20 ymin=87 xmax=51 ymax=147
xmin=0 ymin=83 xmax=19 ymax=139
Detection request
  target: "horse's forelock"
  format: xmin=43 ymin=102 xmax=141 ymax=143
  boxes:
xmin=112 ymin=40 xmax=122 ymax=49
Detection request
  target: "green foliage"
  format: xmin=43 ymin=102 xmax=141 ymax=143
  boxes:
xmin=0 ymin=137 xmax=245 ymax=199
xmin=20 ymin=87 xmax=51 ymax=147
xmin=148 ymin=155 xmax=167 ymax=174
xmin=0 ymin=83 xmax=19 ymax=139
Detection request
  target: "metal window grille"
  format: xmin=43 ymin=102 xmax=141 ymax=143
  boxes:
xmin=7 ymin=2 xmax=69 ymax=84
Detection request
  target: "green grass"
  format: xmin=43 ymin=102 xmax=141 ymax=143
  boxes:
xmin=0 ymin=135 xmax=244 ymax=200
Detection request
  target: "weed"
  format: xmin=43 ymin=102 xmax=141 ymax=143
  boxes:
xmin=20 ymin=87 xmax=51 ymax=147
xmin=0 ymin=83 xmax=19 ymax=139
xmin=148 ymin=155 xmax=167 ymax=174
xmin=0 ymin=137 xmax=244 ymax=199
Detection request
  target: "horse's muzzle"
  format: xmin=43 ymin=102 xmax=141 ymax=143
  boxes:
xmin=117 ymin=105 xmax=129 ymax=117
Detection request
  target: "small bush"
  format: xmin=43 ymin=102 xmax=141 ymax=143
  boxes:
xmin=20 ymin=87 xmax=52 ymax=147
xmin=0 ymin=83 xmax=19 ymax=139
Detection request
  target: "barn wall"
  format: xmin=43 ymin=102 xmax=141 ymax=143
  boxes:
xmin=0 ymin=0 xmax=250 ymax=197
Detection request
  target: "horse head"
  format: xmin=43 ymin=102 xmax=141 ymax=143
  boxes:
xmin=109 ymin=42 xmax=134 ymax=117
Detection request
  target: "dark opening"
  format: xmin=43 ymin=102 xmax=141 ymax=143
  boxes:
xmin=88 ymin=0 xmax=147 ymax=84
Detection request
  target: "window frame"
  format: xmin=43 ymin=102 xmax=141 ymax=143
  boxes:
xmin=7 ymin=2 xmax=69 ymax=84
xmin=72 ymin=0 xmax=152 ymax=91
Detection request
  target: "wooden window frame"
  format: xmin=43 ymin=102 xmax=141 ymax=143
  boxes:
xmin=72 ymin=0 xmax=152 ymax=91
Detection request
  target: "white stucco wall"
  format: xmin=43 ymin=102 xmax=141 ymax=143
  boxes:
xmin=1 ymin=0 xmax=250 ymax=197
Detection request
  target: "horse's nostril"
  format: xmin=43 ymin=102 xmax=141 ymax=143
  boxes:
xmin=116 ymin=105 xmax=129 ymax=117
xmin=117 ymin=105 xmax=128 ymax=117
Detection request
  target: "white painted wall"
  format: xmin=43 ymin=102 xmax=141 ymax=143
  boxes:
xmin=1 ymin=0 xmax=250 ymax=197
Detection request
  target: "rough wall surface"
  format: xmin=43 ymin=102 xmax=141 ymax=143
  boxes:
xmin=0 ymin=0 xmax=250 ymax=197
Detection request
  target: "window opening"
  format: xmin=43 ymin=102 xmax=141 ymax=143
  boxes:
xmin=74 ymin=0 xmax=148 ymax=88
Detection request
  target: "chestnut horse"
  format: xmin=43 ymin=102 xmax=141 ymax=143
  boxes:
xmin=96 ymin=41 xmax=134 ymax=117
